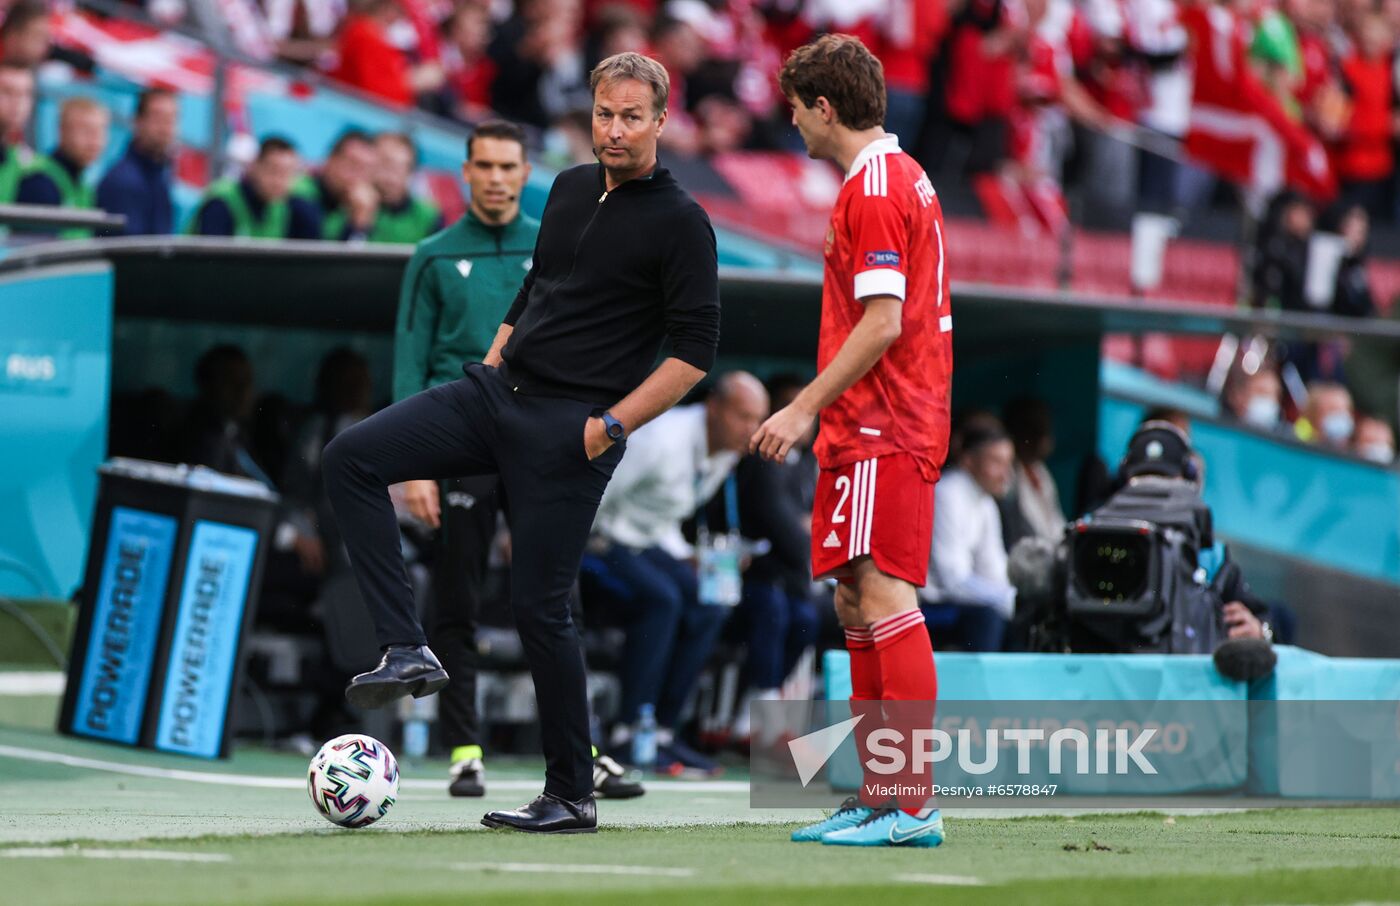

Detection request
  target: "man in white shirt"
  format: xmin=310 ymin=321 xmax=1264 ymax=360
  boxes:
xmin=920 ymin=422 xmax=1016 ymax=651
xmin=591 ymin=372 xmax=768 ymax=771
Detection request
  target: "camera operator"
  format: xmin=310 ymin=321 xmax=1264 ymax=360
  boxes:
xmin=1116 ymin=423 xmax=1274 ymax=645
xmin=1017 ymin=420 xmax=1277 ymax=675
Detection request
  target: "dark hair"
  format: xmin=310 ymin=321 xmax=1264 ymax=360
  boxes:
xmin=329 ymin=128 xmax=374 ymax=157
xmin=315 ymin=346 xmax=371 ymax=412
xmin=778 ymin=34 xmax=886 ymax=130
xmin=0 ymin=2 xmax=47 ymax=38
xmin=960 ymin=421 xmax=1011 ymax=458
xmin=764 ymin=372 xmax=809 ymax=400
xmin=194 ymin=344 xmax=250 ymax=388
xmin=650 ymin=14 xmax=691 ymax=44
xmin=136 ymin=87 xmax=176 ymax=118
xmin=1141 ymin=406 xmax=1190 ymax=427
xmin=1003 ymin=397 xmax=1053 ymax=448
xmin=257 ymin=135 xmax=296 ymax=159
xmin=467 ymin=119 xmax=527 ymax=160
xmin=376 ymin=130 xmax=418 ymax=165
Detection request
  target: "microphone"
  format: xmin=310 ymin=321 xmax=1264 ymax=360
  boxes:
xmin=1212 ymin=638 xmax=1277 ymax=681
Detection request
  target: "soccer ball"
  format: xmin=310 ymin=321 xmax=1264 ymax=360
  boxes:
xmin=307 ymin=734 xmax=400 ymax=828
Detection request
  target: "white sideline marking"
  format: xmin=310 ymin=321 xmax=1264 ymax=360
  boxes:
xmin=1 ymin=847 xmax=230 ymax=863
xmin=0 ymin=744 xmax=747 ymax=793
xmin=451 ymin=862 xmax=694 ymax=878
xmin=0 ymin=672 xmax=64 ymax=695
xmin=893 ymin=873 xmax=987 ymax=886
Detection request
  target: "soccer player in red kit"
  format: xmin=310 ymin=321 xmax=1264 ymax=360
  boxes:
xmin=751 ymin=34 xmax=950 ymax=849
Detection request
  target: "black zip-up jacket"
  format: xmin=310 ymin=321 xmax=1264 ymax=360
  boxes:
xmin=498 ymin=162 xmax=720 ymax=405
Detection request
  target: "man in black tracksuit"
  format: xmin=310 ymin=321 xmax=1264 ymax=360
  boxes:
xmin=322 ymin=51 xmax=719 ymax=834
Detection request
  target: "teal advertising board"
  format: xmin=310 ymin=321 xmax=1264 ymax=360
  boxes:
xmin=0 ymin=263 xmax=112 ymax=599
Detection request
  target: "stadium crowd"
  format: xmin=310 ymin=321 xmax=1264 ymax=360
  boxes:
xmin=5 ymin=0 xmax=1400 ymax=232
xmin=198 ymin=0 xmax=1400 ymax=230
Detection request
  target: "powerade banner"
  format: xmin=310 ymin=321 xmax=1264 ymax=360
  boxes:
xmin=71 ymin=507 xmax=176 ymax=744
xmin=154 ymin=520 xmax=259 ymax=757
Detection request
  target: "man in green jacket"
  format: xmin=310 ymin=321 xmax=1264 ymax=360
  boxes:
xmin=370 ymin=131 xmax=442 ymax=244
xmin=293 ymin=129 xmax=377 ymax=241
xmin=0 ymin=62 xmax=34 ymax=204
xmin=187 ymin=136 xmax=322 ymax=239
xmin=15 ymin=96 xmax=107 ymax=238
xmin=393 ymin=120 xmax=643 ymax=801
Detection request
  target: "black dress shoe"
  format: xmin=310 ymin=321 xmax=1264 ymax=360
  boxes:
xmin=481 ymin=792 xmax=597 ymax=834
xmin=344 ymin=645 xmax=448 ymax=709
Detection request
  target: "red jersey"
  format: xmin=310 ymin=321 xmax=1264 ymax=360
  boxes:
xmin=814 ymin=136 xmax=952 ymax=481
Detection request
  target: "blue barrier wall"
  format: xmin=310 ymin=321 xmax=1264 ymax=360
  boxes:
xmin=0 ymin=263 xmax=112 ymax=598
xmin=822 ymin=648 xmax=1400 ymax=799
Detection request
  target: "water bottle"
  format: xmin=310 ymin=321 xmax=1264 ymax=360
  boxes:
xmin=403 ymin=717 xmax=429 ymax=760
xmin=399 ymin=693 xmax=435 ymax=759
xmin=632 ymin=703 xmax=658 ymax=768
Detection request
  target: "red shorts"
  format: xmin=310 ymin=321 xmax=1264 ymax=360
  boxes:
xmin=810 ymin=452 xmax=935 ymax=587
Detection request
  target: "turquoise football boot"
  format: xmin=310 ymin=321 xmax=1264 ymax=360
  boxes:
xmin=790 ymin=797 xmax=875 ymax=842
xmin=821 ymin=807 xmax=945 ymax=848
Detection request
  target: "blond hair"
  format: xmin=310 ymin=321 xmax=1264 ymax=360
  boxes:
xmin=60 ymin=96 xmax=108 ymax=125
xmin=589 ymin=52 xmax=669 ymax=119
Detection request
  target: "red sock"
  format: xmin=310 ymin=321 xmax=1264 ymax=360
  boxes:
xmin=870 ymin=610 xmax=938 ymax=816
xmin=871 ymin=610 xmax=938 ymax=700
xmin=844 ymin=625 xmax=885 ymax=807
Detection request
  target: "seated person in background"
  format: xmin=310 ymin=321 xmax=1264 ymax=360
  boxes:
xmin=921 ymin=422 xmax=1016 ymax=652
xmin=1331 ymin=205 xmax=1376 ymax=319
xmin=189 ymin=136 xmax=322 ymax=239
xmin=590 ymin=372 xmax=769 ymax=773
xmin=1222 ymin=361 xmax=1286 ymax=433
xmin=179 ymin=344 xmax=271 ymax=484
xmin=1001 ymin=397 xmax=1064 ymax=548
xmin=440 ymin=3 xmax=497 ymax=122
xmin=97 ymin=88 xmax=178 ymax=236
xmin=1251 ymin=191 xmax=1313 ymax=313
xmin=293 ymin=129 xmax=378 ymax=240
xmin=275 ymin=347 xmax=377 ymax=586
xmin=0 ymin=62 xmax=34 ymax=203
xmin=1353 ymin=414 xmax=1395 ymax=465
xmin=1294 ymin=381 xmax=1355 ymax=450
xmin=1119 ymin=422 xmax=1279 ymax=648
xmin=15 ymin=96 xmax=108 ymax=237
xmin=0 ymin=3 xmax=49 ymax=69
xmin=369 ymin=131 xmax=443 ymax=244
xmin=720 ymin=374 xmax=819 ymax=742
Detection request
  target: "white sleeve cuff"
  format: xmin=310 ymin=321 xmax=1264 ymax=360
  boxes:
xmin=854 ymin=268 xmax=906 ymax=300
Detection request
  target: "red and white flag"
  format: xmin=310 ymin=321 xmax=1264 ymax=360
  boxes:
xmin=1180 ymin=1 xmax=1335 ymax=201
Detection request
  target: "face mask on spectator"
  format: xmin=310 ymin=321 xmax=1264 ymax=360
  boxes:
xmin=1244 ymin=395 xmax=1279 ymax=429
xmin=1359 ymin=442 xmax=1394 ymax=465
xmin=1322 ymin=411 xmax=1355 ymax=443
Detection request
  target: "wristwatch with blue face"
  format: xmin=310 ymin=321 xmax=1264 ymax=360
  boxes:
xmin=602 ymin=411 xmax=627 ymax=441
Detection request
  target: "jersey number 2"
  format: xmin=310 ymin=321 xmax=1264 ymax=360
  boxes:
xmin=831 ymin=475 xmax=851 ymax=524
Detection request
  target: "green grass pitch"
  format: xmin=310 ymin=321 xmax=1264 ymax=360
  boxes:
xmin=2 ymin=720 xmax=1398 ymax=906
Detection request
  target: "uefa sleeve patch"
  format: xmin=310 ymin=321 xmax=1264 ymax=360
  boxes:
xmin=863 ymin=250 xmax=901 ymax=268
